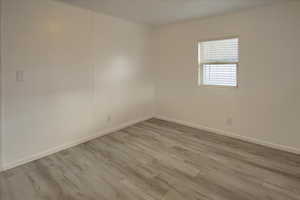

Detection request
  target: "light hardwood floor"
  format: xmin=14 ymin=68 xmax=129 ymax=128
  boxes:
xmin=1 ymin=118 xmax=300 ymax=200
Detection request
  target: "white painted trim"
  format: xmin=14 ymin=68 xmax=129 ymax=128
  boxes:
xmin=155 ymin=115 xmax=300 ymax=155
xmin=2 ymin=116 xmax=153 ymax=171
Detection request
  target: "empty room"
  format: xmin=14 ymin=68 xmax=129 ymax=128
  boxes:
xmin=0 ymin=0 xmax=300 ymax=199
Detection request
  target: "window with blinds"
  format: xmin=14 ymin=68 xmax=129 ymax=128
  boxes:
xmin=198 ymin=38 xmax=239 ymax=87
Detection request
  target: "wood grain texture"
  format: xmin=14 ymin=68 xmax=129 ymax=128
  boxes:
xmin=1 ymin=118 xmax=300 ymax=200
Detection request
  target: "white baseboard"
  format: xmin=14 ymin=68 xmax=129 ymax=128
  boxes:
xmin=2 ymin=115 xmax=299 ymax=172
xmin=155 ymin=115 xmax=300 ymax=155
xmin=2 ymin=116 xmax=153 ymax=171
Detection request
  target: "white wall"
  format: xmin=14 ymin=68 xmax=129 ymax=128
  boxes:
xmin=1 ymin=0 xmax=154 ymax=169
xmin=153 ymin=2 xmax=300 ymax=152
xmin=0 ymin=0 xmax=2 ymax=171
xmin=1 ymin=0 xmax=300 ymax=171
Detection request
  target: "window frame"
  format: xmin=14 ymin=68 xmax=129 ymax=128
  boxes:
xmin=197 ymin=36 xmax=240 ymax=88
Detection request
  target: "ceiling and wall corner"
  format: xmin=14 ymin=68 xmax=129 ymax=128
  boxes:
xmin=55 ymin=0 xmax=290 ymax=25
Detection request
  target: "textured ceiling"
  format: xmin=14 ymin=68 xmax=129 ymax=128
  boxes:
xmin=56 ymin=0 xmax=289 ymax=25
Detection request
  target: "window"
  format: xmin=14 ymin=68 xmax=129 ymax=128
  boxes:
xmin=198 ymin=38 xmax=239 ymax=87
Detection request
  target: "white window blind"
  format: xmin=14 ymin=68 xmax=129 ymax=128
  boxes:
xmin=198 ymin=38 xmax=239 ymax=87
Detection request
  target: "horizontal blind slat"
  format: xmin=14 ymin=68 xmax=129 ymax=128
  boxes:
xmin=203 ymin=64 xmax=237 ymax=87
xmin=200 ymin=38 xmax=239 ymax=64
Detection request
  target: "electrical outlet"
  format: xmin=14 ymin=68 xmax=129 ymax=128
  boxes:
xmin=226 ymin=117 xmax=233 ymax=126
xmin=16 ymin=70 xmax=24 ymax=82
xmin=107 ymin=115 xmax=111 ymax=123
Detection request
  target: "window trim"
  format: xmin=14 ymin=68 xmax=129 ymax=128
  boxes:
xmin=197 ymin=36 xmax=240 ymax=88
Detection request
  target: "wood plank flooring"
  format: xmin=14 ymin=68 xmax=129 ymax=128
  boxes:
xmin=1 ymin=118 xmax=300 ymax=200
